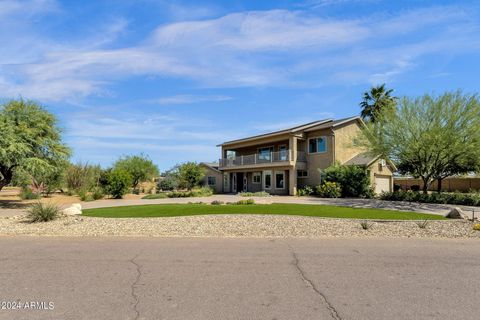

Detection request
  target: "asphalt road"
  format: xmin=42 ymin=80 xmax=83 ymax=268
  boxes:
xmin=0 ymin=237 xmax=479 ymax=320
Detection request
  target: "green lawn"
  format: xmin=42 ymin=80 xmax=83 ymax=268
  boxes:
xmin=83 ymin=203 xmax=445 ymax=220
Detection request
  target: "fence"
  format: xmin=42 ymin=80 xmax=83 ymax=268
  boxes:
xmin=394 ymin=177 xmax=480 ymax=192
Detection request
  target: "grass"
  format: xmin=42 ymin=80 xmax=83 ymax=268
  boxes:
xmin=82 ymin=203 xmax=446 ymax=220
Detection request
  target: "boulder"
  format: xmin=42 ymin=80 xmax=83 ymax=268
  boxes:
xmin=63 ymin=204 xmax=82 ymax=216
xmin=446 ymin=207 xmax=469 ymax=219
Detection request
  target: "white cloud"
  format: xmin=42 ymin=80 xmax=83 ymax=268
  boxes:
xmin=1 ymin=5 xmax=479 ymax=100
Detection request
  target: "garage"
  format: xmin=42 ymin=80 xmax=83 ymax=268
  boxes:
xmin=374 ymin=175 xmax=392 ymax=194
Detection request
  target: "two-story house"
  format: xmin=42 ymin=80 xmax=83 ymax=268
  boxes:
xmin=207 ymin=116 xmax=394 ymax=196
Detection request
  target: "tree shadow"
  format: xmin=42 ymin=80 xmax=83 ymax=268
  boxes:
xmin=0 ymin=200 xmax=29 ymax=209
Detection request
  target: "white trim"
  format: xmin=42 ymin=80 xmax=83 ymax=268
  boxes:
xmin=308 ymin=136 xmax=327 ymax=154
xmin=263 ymin=170 xmax=272 ymax=190
xmin=252 ymin=172 xmax=261 ymax=184
xmin=274 ymin=170 xmax=285 ymax=190
xmin=232 ymin=173 xmax=237 ymax=193
xmin=243 ymin=175 xmax=248 ymax=192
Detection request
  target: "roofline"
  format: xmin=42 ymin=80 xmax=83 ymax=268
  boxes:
xmin=217 ymin=119 xmax=333 ymax=147
xmin=200 ymin=162 xmax=221 ymax=173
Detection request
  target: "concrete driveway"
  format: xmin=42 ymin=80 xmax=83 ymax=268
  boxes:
xmin=0 ymin=237 xmax=479 ymax=320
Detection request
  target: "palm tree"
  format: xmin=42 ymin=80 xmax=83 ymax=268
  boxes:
xmin=360 ymin=84 xmax=397 ymax=122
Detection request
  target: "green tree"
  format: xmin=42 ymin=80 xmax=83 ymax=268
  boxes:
xmin=358 ymin=91 xmax=480 ymax=194
xmin=176 ymin=162 xmax=205 ymax=190
xmin=0 ymin=99 xmax=70 ymax=191
xmin=113 ymin=154 xmax=159 ymax=190
xmin=104 ymin=169 xmax=132 ymax=199
xmin=360 ymin=84 xmax=397 ymax=123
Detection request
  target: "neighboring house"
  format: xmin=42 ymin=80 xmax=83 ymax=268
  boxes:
xmin=200 ymin=162 xmax=223 ymax=193
xmin=216 ymin=116 xmax=395 ymax=196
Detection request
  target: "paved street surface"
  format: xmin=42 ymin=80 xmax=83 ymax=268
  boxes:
xmin=1 ymin=237 xmax=479 ymax=320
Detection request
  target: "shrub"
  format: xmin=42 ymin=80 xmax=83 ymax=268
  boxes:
xmin=360 ymin=220 xmax=374 ymax=230
xmin=191 ymin=186 xmax=214 ymax=197
xmin=320 ymin=164 xmax=371 ymax=198
xmin=316 ymin=182 xmax=342 ymax=198
xmin=104 ymin=169 xmax=132 ymax=199
xmin=297 ymin=186 xmax=314 ymax=196
xmin=142 ymin=193 xmax=168 ymax=199
xmin=473 ymin=224 xmax=480 ymax=231
xmin=132 ymin=188 xmax=140 ymax=195
xmin=211 ymin=200 xmax=224 ymax=205
xmin=239 ymin=191 xmax=270 ymax=197
xmin=235 ymin=199 xmax=255 ymax=205
xmin=26 ymin=202 xmax=61 ymax=223
xmin=91 ymin=187 xmax=104 ymax=200
xmin=410 ymin=185 xmax=420 ymax=192
xmin=157 ymin=177 xmax=177 ymax=191
xmin=19 ymin=187 xmax=40 ymax=200
xmin=416 ymin=220 xmax=430 ymax=229
xmin=380 ymin=191 xmax=480 ymax=206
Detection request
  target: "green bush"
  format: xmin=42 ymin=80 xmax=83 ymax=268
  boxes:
xmin=191 ymin=186 xmax=214 ymax=197
xmin=235 ymin=199 xmax=255 ymax=205
xmin=238 ymin=191 xmax=270 ymax=197
xmin=104 ymin=169 xmax=132 ymax=199
xmin=157 ymin=177 xmax=177 ymax=191
xmin=26 ymin=202 xmax=61 ymax=223
xmin=316 ymin=182 xmax=342 ymax=198
xmin=211 ymin=200 xmax=224 ymax=205
xmin=142 ymin=193 xmax=168 ymax=199
xmin=320 ymin=164 xmax=372 ymax=198
xmin=91 ymin=187 xmax=104 ymax=200
xmin=297 ymin=186 xmax=314 ymax=196
xmin=380 ymin=191 xmax=480 ymax=206
xmin=19 ymin=187 xmax=40 ymax=200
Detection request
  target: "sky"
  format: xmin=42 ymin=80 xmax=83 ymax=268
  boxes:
xmin=1 ymin=0 xmax=479 ymax=171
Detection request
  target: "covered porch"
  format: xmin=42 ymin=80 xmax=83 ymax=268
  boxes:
xmin=222 ymin=168 xmax=297 ymax=195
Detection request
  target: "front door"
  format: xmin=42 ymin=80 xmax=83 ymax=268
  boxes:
xmin=232 ymin=173 xmax=237 ymax=193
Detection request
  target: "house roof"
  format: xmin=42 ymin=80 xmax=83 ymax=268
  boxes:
xmin=344 ymin=152 xmax=379 ymax=166
xmin=200 ymin=162 xmax=221 ymax=173
xmin=344 ymin=152 xmax=397 ymax=171
xmin=217 ymin=116 xmax=360 ymax=147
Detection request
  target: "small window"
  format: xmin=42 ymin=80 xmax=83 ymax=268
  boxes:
xmin=308 ymin=137 xmax=327 ymax=153
xmin=297 ymin=170 xmax=308 ymax=178
xmin=275 ymin=171 xmax=285 ymax=189
xmin=253 ymin=172 xmax=261 ymax=184
xmin=207 ymin=176 xmax=216 ymax=186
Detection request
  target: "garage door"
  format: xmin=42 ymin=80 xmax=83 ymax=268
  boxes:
xmin=375 ymin=175 xmax=391 ymax=194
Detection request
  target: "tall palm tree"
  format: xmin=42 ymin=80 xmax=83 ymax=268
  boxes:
xmin=360 ymin=84 xmax=397 ymax=122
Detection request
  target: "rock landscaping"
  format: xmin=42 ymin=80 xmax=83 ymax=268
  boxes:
xmin=0 ymin=214 xmax=479 ymax=239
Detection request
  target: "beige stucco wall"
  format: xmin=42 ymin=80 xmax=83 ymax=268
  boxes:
xmin=368 ymin=158 xmax=394 ymax=193
xmin=334 ymin=121 xmax=366 ymax=164
xmin=201 ymin=166 xmax=223 ymax=193
xmin=300 ymin=128 xmax=335 ymax=186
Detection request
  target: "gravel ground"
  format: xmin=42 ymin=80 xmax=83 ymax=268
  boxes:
xmin=1 ymin=214 xmax=479 ymax=239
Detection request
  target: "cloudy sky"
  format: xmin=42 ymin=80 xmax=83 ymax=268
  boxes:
xmin=1 ymin=0 xmax=479 ymax=170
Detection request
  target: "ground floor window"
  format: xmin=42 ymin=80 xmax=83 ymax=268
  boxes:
xmin=275 ymin=171 xmax=285 ymax=189
xmin=264 ymin=171 xmax=272 ymax=189
xmin=253 ymin=172 xmax=261 ymax=184
xmin=297 ymin=170 xmax=308 ymax=178
xmin=207 ymin=176 xmax=216 ymax=186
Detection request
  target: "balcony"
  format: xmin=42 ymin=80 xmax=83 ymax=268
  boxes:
xmin=219 ymin=150 xmax=306 ymax=169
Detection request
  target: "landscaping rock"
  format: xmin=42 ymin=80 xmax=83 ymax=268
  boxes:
xmin=446 ymin=207 xmax=469 ymax=220
xmin=63 ymin=204 xmax=82 ymax=216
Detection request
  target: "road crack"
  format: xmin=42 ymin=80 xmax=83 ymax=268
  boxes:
xmin=285 ymin=242 xmax=342 ymax=320
xmin=129 ymin=254 xmax=142 ymax=320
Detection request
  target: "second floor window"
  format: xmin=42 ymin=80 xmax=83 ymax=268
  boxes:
xmin=258 ymin=147 xmax=273 ymax=160
xmin=308 ymin=137 xmax=327 ymax=153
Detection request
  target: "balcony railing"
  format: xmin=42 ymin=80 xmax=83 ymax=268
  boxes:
xmin=219 ymin=150 xmax=306 ymax=168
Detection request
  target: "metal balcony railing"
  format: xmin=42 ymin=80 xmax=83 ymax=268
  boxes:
xmin=219 ymin=150 xmax=306 ymax=168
